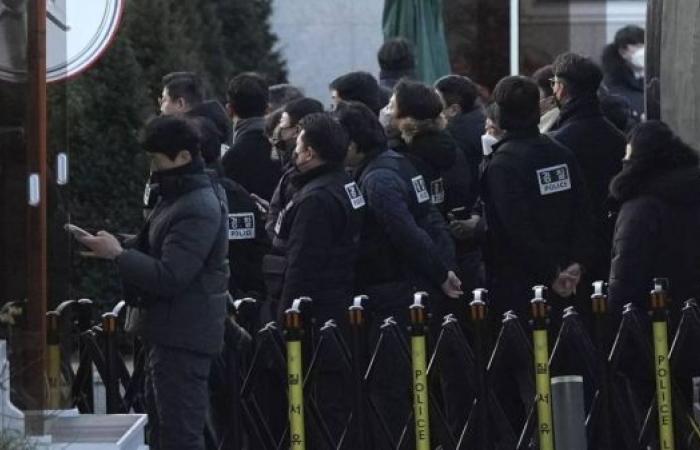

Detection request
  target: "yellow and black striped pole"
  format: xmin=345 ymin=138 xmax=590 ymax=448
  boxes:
xmin=531 ymin=285 xmax=555 ymax=450
xmin=46 ymin=311 xmax=62 ymax=408
xmin=410 ymin=292 xmax=431 ymax=450
xmin=285 ymin=298 xmax=307 ymax=450
xmin=650 ymin=280 xmax=675 ymax=450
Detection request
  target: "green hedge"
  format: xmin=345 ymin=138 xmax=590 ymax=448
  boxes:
xmin=51 ymin=0 xmax=286 ymax=306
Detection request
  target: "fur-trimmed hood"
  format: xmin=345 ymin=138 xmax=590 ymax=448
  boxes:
xmin=611 ymin=165 xmax=700 ymax=204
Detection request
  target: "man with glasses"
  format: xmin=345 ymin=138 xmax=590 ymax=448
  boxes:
xmin=548 ymin=52 xmax=625 ymax=314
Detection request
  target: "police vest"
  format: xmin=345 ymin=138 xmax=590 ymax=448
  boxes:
xmin=272 ymin=168 xmax=365 ymax=297
xmin=356 ymin=150 xmax=433 ymax=286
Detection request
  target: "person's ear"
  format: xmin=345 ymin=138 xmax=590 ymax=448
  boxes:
xmin=177 ymin=98 xmax=187 ymax=111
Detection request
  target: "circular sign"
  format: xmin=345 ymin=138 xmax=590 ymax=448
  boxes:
xmin=0 ymin=0 xmax=125 ymax=82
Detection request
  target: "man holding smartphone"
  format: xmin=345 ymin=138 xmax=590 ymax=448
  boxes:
xmin=76 ymin=116 xmax=229 ymax=450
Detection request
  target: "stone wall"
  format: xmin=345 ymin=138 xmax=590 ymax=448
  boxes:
xmin=660 ymin=0 xmax=700 ymax=149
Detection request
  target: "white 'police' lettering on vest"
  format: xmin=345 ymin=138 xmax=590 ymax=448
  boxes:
xmin=344 ymin=182 xmax=366 ymax=210
xmin=412 ymin=175 xmax=430 ymax=203
xmin=228 ymin=213 xmax=256 ymax=240
xmin=536 ymin=164 xmax=571 ymax=195
xmin=430 ymin=178 xmax=445 ymax=205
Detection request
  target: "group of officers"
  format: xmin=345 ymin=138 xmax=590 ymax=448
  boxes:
xmin=77 ymin=46 xmax=632 ymax=449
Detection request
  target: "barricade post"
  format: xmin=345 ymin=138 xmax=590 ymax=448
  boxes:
xmin=530 ymin=285 xmax=555 ymax=450
xmin=591 ymin=280 xmax=612 ymax=449
xmin=410 ymin=291 xmax=431 ymax=450
xmin=349 ymin=294 xmax=369 ymax=448
xmin=77 ymin=298 xmax=94 ymax=411
xmin=102 ymin=311 xmax=120 ymax=414
xmin=469 ymin=288 xmax=489 ymax=450
xmin=650 ymin=279 xmax=675 ymax=450
xmin=46 ymin=310 xmax=62 ymax=408
xmin=285 ymin=297 xmax=307 ymax=450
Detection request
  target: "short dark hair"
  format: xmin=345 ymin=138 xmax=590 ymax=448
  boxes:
xmin=377 ymin=37 xmax=415 ymax=72
xmin=614 ymin=25 xmax=645 ymax=50
xmin=140 ymin=115 xmax=201 ymax=160
xmin=434 ymin=75 xmax=478 ymax=111
xmin=552 ymin=52 xmax=603 ymax=97
xmin=269 ymin=83 xmax=304 ymax=110
xmin=284 ymin=97 xmax=324 ymax=126
xmin=532 ymin=64 xmax=554 ymax=97
xmin=393 ymin=79 xmax=443 ymax=120
xmin=162 ymin=72 xmax=204 ymax=107
xmin=334 ymin=101 xmax=387 ymax=154
xmin=298 ymin=112 xmax=349 ymax=164
xmin=195 ymin=117 xmax=224 ymax=164
xmin=226 ymin=72 xmax=269 ymax=118
xmin=492 ymin=76 xmax=540 ymax=131
xmin=329 ymin=71 xmax=381 ymax=114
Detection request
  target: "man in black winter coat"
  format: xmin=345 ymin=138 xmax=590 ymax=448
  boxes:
xmin=549 ymin=52 xmax=626 ymax=294
xmin=78 ymin=116 xmax=229 ymax=450
xmin=268 ymin=112 xmax=364 ymax=445
xmin=336 ymin=101 xmax=461 ymax=442
xmin=601 ymin=25 xmax=645 ymax=123
xmin=608 ymin=121 xmax=700 ymax=324
xmin=482 ymin=76 xmax=592 ymax=321
xmin=435 ymin=74 xmax=486 ymax=205
xmin=222 ymin=72 xmax=282 ymax=200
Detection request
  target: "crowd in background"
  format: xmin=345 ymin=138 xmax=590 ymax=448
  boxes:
xmin=75 ymin=23 xmax=700 ymax=449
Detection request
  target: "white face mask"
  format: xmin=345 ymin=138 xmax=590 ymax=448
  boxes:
xmin=630 ymin=47 xmax=645 ymax=71
xmin=481 ymin=133 xmax=499 ymax=156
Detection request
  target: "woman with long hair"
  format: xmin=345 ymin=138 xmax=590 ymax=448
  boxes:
xmin=608 ymin=120 xmax=700 ymax=320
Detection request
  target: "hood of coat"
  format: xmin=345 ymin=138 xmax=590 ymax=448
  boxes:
xmin=611 ymin=165 xmax=700 ymax=205
xmin=403 ymin=127 xmax=457 ymax=172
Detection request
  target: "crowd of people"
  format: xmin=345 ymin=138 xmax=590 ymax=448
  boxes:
xmin=74 ymin=24 xmax=700 ymax=450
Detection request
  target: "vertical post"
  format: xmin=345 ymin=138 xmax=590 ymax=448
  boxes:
xmin=469 ymin=288 xmax=489 ymax=450
xmin=285 ymin=298 xmax=306 ymax=450
xmin=551 ymin=376 xmax=586 ymax=450
xmin=650 ymin=280 xmax=675 ymax=450
xmin=46 ymin=311 xmax=62 ymax=409
xmin=77 ymin=299 xmax=94 ymax=411
xmin=509 ymin=0 xmax=520 ymax=75
xmin=102 ymin=312 xmax=120 ymax=414
xmin=25 ymin=0 xmax=48 ymax=427
xmin=410 ymin=292 xmax=431 ymax=450
xmin=591 ymin=281 xmax=612 ymax=450
xmin=348 ymin=295 xmax=368 ymax=448
xmin=530 ymin=285 xmax=555 ymax=450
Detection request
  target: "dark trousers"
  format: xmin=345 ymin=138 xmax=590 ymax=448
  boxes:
xmin=144 ymin=344 xmax=213 ymax=450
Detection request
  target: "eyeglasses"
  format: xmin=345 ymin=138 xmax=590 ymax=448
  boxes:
xmin=549 ymin=77 xmax=562 ymax=88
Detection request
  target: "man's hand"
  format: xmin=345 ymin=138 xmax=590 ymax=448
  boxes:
xmin=551 ymin=263 xmax=582 ymax=298
xmin=77 ymin=231 xmax=124 ymax=260
xmin=441 ymin=271 xmax=464 ymax=299
xmin=448 ymin=215 xmax=481 ymax=240
xmin=250 ymin=193 xmax=270 ymax=216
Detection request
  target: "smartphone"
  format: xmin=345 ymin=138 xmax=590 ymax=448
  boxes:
xmin=64 ymin=223 xmax=93 ymax=239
